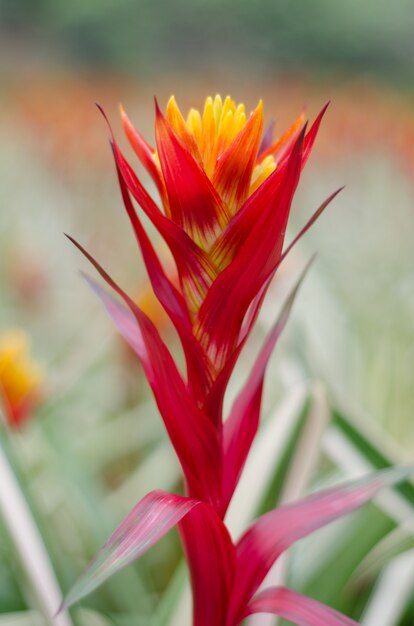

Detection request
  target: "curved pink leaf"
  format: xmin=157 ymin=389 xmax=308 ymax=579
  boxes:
xmin=62 ymin=491 xmax=236 ymax=625
xmin=243 ymin=587 xmax=358 ymax=626
xmin=61 ymin=491 xmax=210 ymax=610
xmin=84 ymin=275 xmax=147 ymax=361
xmin=68 ymin=237 xmax=223 ymax=509
xmin=62 ymin=491 xmax=196 ymax=610
xmin=227 ymin=467 xmax=412 ymax=625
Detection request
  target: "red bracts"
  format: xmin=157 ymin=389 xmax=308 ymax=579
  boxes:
xmin=63 ymin=96 xmax=403 ymax=626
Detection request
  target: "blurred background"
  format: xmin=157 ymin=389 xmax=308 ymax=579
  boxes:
xmin=0 ymin=1 xmax=413 ymax=625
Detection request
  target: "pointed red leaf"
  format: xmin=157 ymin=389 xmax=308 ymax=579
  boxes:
xmin=259 ymin=111 xmax=305 ymax=162
xmin=301 ymin=102 xmax=329 ymax=168
xmin=98 ymin=106 xmax=218 ymax=313
xmin=120 ymin=105 xmax=165 ymax=197
xmin=155 ymin=102 xmax=231 ymax=244
xmin=68 ymin=237 xmax=223 ymax=508
xmin=210 ymin=105 xmax=328 ymax=269
xmin=115 ymin=155 xmax=189 ymax=327
xmin=273 ymin=103 xmax=328 ymax=173
xmin=212 ymin=102 xmax=263 ymax=212
xmin=243 ymin=587 xmax=359 ymax=626
xmin=227 ymin=467 xmax=413 ymax=625
xmin=113 ymin=142 xmax=218 ymax=313
xmin=234 ymin=186 xmax=342 ymax=349
xmin=204 ymin=261 xmax=311 ymax=425
xmin=222 ymin=261 xmax=311 ymax=510
xmin=114 ymin=157 xmax=214 ymax=402
xmin=194 ymin=128 xmax=305 ymax=369
xmin=280 ymin=187 xmax=344 ymax=262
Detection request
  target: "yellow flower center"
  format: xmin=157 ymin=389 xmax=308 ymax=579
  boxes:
xmin=166 ymin=94 xmax=276 ymax=187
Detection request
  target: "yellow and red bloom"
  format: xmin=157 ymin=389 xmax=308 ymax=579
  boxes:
xmin=64 ymin=95 xmax=401 ymax=626
xmin=71 ymin=95 xmax=337 ymax=511
xmin=0 ymin=329 xmax=43 ymax=428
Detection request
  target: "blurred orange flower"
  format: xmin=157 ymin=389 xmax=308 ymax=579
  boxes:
xmin=0 ymin=329 xmax=43 ymax=428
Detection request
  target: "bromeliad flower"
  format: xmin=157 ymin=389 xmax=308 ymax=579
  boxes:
xmin=68 ymin=95 xmax=339 ymax=515
xmin=63 ymin=95 xmax=409 ymax=625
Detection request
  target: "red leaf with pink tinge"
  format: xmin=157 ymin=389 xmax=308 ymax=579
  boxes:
xmin=226 ymin=467 xmax=412 ymax=626
xmin=85 ymin=277 xmax=146 ymax=359
xmin=68 ymin=236 xmax=223 ymax=508
xmin=243 ymin=587 xmax=359 ymax=626
xmin=61 ymin=491 xmax=233 ymax=612
xmin=155 ymin=102 xmax=231 ymax=245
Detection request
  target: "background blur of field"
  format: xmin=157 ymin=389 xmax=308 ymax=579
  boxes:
xmin=0 ymin=1 xmax=413 ymax=625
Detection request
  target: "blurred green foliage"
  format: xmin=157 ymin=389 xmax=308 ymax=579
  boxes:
xmin=1 ymin=0 xmax=414 ymax=82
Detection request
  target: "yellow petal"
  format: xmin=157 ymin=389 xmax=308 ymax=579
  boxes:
xmin=187 ymin=108 xmax=202 ymax=144
xmin=166 ymin=96 xmax=201 ymax=161
xmin=213 ymin=94 xmax=223 ymax=129
xmin=201 ymin=97 xmax=216 ymax=174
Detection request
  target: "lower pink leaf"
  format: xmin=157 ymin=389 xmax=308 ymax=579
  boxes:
xmin=227 ymin=466 xmax=413 ymax=626
xmin=61 ymin=491 xmax=198 ymax=610
xmin=243 ymin=586 xmax=359 ymax=626
xmin=85 ymin=275 xmax=147 ymax=361
xmin=61 ymin=490 xmax=236 ymax=625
